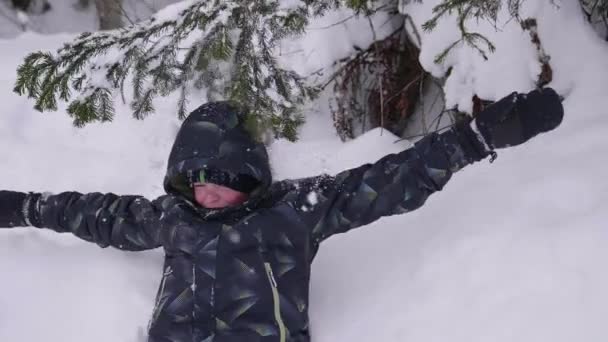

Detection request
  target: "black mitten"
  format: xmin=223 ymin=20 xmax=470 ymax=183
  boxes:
xmin=0 ymin=191 xmax=28 ymax=227
xmin=474 ymin=88 xmax=564 ymax=150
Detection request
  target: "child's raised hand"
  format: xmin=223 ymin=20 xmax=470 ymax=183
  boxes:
xmin=0 ymin=191 xmax=28 ymax=227
xmin=474 ymin=87 xmax=564 ymax=150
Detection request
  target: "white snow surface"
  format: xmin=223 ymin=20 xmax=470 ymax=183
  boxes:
xmin=0 ymin=1 xmax=607 ymax=342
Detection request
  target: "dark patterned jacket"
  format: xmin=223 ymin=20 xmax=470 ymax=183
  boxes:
xmin=0 ymin=102 xmax=488 ymax=342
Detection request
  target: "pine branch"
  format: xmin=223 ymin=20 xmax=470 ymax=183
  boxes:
xmin=422 ymin=0 xmax=524 ymax=64
xmin=14 ymin=0 xmax=322 ymax=141
xmin=15 ymin=0 xmax=402 ymax=141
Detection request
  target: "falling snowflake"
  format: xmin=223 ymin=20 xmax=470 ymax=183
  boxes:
xmin=306 ymin=192 xmax=318 ymax=206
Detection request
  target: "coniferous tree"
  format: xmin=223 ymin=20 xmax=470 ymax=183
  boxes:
xmin=13 ymin=0 xmax=398 ymax=141
xmin=581 ymin=0 xmax=608 ymax=39
xmin=94 ymin=0 xmax=123 ymax=30
xmin=16 ymin=0 xmax=596 ymax=142
xmin=418 ymin=0 xmax=525 ymax=63
xmin=16 ymin=1 xmax=312 ymax=140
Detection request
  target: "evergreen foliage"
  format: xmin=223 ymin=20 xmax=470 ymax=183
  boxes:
xmin=419 ymin=0 xmax=608 ymax=62
xmin=15 ymin=1 xmax=321 ymax=141
xmin=14 ymin=0 xmax=393 ymax=141
xmin=16 ymin=0 xmax=597 ymax=142
xmin=581 ymin=0 xmax=608 ymax=40
xmin=421 ymin=0 xmax=525 ymax=63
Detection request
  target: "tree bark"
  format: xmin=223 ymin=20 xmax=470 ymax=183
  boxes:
xmin=11 ymin=0 xmax=31 ymax=12
xmin=94 ymin=0 xmax=123 ymax=30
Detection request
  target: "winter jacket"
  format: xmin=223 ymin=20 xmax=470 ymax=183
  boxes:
xmin=0 ymin=101 xmax=488 ymax=342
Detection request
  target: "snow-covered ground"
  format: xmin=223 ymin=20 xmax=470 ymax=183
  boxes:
xmin=0 ymin=0 xmax=607 ymax=341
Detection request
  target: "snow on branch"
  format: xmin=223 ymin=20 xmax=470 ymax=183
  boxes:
xmin=13 ymin=0 xmax=320 ymax=141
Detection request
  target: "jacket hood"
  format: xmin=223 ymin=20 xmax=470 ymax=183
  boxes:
xmin=163 ymin=102 xmax=272 ymax=209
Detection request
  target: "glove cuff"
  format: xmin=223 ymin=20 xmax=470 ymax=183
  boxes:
xmin=451 ymin=119 xmax=492 ymax=163
xmin=22 ymin=192 xmax=42 ymax=227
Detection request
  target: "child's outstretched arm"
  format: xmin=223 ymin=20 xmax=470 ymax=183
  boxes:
xmin=284 ymin=88 xmax=563 ymax=244
xmin=0 ymin=191 xmax=165 ymax=251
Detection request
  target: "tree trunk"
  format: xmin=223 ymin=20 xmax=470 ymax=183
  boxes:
xmin=94 ymin=0 xmax=122 ymax=30
xmin=11 ymin=0 xmax=31 ymax=12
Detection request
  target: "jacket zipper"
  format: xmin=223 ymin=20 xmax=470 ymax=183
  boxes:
xmin=264 ymin=262 xmax=286 ymax=342
xmin=148 ymin=266 xmax=172 ymax=331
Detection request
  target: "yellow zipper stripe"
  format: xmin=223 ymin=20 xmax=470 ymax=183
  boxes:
xmin=264 ymin=262 xmax=286 ymax=342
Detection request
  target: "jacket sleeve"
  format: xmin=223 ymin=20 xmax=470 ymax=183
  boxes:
xmin=286 ymin=121 xmax=490 ymax=244
xmin=21 ymin=191 xmax=165 ymax=251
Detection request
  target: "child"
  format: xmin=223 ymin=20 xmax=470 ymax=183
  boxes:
xmin=0 ymin=88 xmax=563 ymax=342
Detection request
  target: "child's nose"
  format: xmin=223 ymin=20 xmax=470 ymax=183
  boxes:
xmin=205 ymin=191 xmax=220 ymax=203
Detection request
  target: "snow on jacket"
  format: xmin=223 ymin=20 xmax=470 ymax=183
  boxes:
xmin=5 ymin=101 xmax=488 ymax=342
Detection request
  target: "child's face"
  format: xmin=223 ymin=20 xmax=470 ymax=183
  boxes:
xmin=193 ymin=183 xmax=249 ymax=208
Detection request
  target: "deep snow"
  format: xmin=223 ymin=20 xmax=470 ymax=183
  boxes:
xmin=0 ymin=0 xmax=607 ymax=341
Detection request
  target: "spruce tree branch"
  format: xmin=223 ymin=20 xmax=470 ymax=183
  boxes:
xmin=14 ymin=0 xmax=384 ymax=141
